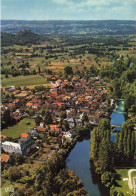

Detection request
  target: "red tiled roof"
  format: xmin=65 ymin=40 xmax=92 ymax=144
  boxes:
xmin=14 ymin=116 xmax=22 ymax=120
xmin=1 ymin=154 xmax=10 ymax=163
xmin=20 ymin=133 xmax=29 ymax=138
xmin=33 ymin=103 xmax=38 ymax=107
xmin=49 ymin=124 xmax=57 ymax=128
xmin=36 ymin=127 xmax=46 ymax=132
xmin=50 ymin=128 xmax=60 ymax=132
xmin=0 ymin=135 xmax=7 ymax=140
xmin=26 ymin=102 xmax=32 ymax=106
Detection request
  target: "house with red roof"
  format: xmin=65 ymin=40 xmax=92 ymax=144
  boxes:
xmin=20 ymin=133 xmax=31 ymax=141
xmin=0 ymin=135 xmax=7 ymax=143
xmin=36 ymin=126 xmax=46 ymax=133
xmin=1 ymin=154 xmax=10 ymax=163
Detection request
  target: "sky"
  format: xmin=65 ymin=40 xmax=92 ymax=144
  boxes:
xmin=1 ymin=0 xmax=136 ymax=20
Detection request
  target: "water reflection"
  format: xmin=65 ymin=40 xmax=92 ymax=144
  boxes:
xmin=110 ymin=100 xmax=125 ymax=143
xmin=66 ymin=133 xmax=110 ymax=196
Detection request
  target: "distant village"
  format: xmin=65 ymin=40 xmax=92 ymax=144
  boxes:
xmin=1 ymin=76 xmax=113 ymax=164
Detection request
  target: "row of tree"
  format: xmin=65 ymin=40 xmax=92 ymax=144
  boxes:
xmin=90 ymin=118 xmax=136 ymax=188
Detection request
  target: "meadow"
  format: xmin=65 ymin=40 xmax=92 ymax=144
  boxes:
xmin=1 ymin=75 xmax=47 ymax=87
xmin=2 ymin=118 xmax=36 ymax=138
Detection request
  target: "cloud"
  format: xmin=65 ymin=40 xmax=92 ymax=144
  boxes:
xmin=52 ymin=0 xmax=74 ymax=6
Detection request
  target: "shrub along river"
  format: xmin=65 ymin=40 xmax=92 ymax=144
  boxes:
xmin=66 ymin=100 xmax=125 ymax=196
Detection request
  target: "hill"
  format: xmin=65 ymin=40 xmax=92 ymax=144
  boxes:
xmin=1 ymin=20 xmax=136 ymax=36
xmin=1 ymin=30 xmax=43 ymax=46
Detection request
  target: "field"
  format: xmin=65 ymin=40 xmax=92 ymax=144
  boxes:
xmin=114 ymin=169 xmax=134 ymax=196
xmin=1 ymin=180 xmax=11 ymax=196
xmin=1 ymin=75 xmax=47 ymax=87
xmin=2 ymin=118 xmax=36 ymax=138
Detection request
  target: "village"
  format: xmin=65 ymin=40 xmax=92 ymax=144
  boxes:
xmin=1 ymin=75 xmax=113 ymax=165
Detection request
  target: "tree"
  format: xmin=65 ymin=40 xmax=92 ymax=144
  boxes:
xmin=2 ymin=108 xmax=11 ymax=125
xmin=82 ymin=113 xmax=88 ymax=125
xmin=59 ymin=111 xmax=67 ymax=127
xmin=115 ymin=119 xmax=135 ymax=164
xmin=35 ymin=115 xmax=42 ymax=126
xmin=8 ymin=166 xmax=21 ymax=181
xmin=44 ymin=109 xmax=53 ymax=125
xmin=15 ymin=154 xmax=24 ymax=165
xmin=59 ymin=111 xmax=67 ymax=120
xmin=64 ymin=66 xmax=73 ymax=76
xmin=101 ymin=171 xmax=115 ymax=188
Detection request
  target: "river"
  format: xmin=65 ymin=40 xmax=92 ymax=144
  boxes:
xmin=66 ymin=100 xmax=125 ymax=196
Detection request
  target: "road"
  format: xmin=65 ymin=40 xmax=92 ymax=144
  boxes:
xmin=128 ymin=169 xmax=136 ymax=189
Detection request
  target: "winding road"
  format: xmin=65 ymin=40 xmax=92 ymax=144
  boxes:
xmin=128 ymin=169 xmax=136 ymax=190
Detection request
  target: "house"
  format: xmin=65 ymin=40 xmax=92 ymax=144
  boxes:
xmin=0 ymin=135 xmax=7 ymax=143
xmin=75 ymin=118 xmax=82 ymax=127
xmin=48 ymin=124 xmax=62 ymax=132
xmin=50 ymin=127 xmax=60 ymax=133
xmin=28 ymin=129 xmax=39 ymax=137
xmin=2 ymin=141 xmax=22 ymax=154
xmin=56 ymin=79 xmax=62 ymax=86
xmin=40 ymin=122 xmax=45 ymax=127
xmin=2 ymin=139 xmax=36 ymax=155
xmin=20 ymin=139 xmax=36 ymax=155
xmin=20 ymin=133 xmax=31 ymax=141
xmin=13 ymin=116 xmax=22 ymax=122
xmin=36 ymin=126 xmax=46 ymax=133
xmin=26 ymin=102 xmax=32 ymax=107
xmin=32 ymin=103 xmax=39 ymax=109
xmin=67 ymin=118 xmax=75 ymax=128
xmin=1 ymin=154 xmax=10 ymax=164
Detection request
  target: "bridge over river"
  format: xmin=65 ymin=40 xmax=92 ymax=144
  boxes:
xmin=89 ymin=121 xmax=122 ymax=128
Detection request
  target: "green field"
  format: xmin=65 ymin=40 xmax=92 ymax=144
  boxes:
xmin=1 ymin=180 xmax=11 ymax=196
xmin=2 ymin=118 xmax=36 ymax=138
xmin=1 ymin=75 xmax=47 ymax=87
xmin=113 ymin=169 xmax=134 ymax=196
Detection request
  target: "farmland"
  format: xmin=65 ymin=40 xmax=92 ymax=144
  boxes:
xmin=1 ymin=30 xmax=136 ymax=89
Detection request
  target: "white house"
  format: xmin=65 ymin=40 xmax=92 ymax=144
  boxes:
xmin=2 ymin=139 xmax=36 ymax=155
xmin=75 ymin=118 xmax=82 ymax=126
xmin=67 ymin=118 xmax=75 ymax=128
xmin=2 ymin=141 xmax=22 ymax=154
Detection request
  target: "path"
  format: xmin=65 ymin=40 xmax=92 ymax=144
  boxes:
xmin=128 ymin=169 xmax=136 ymax=189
